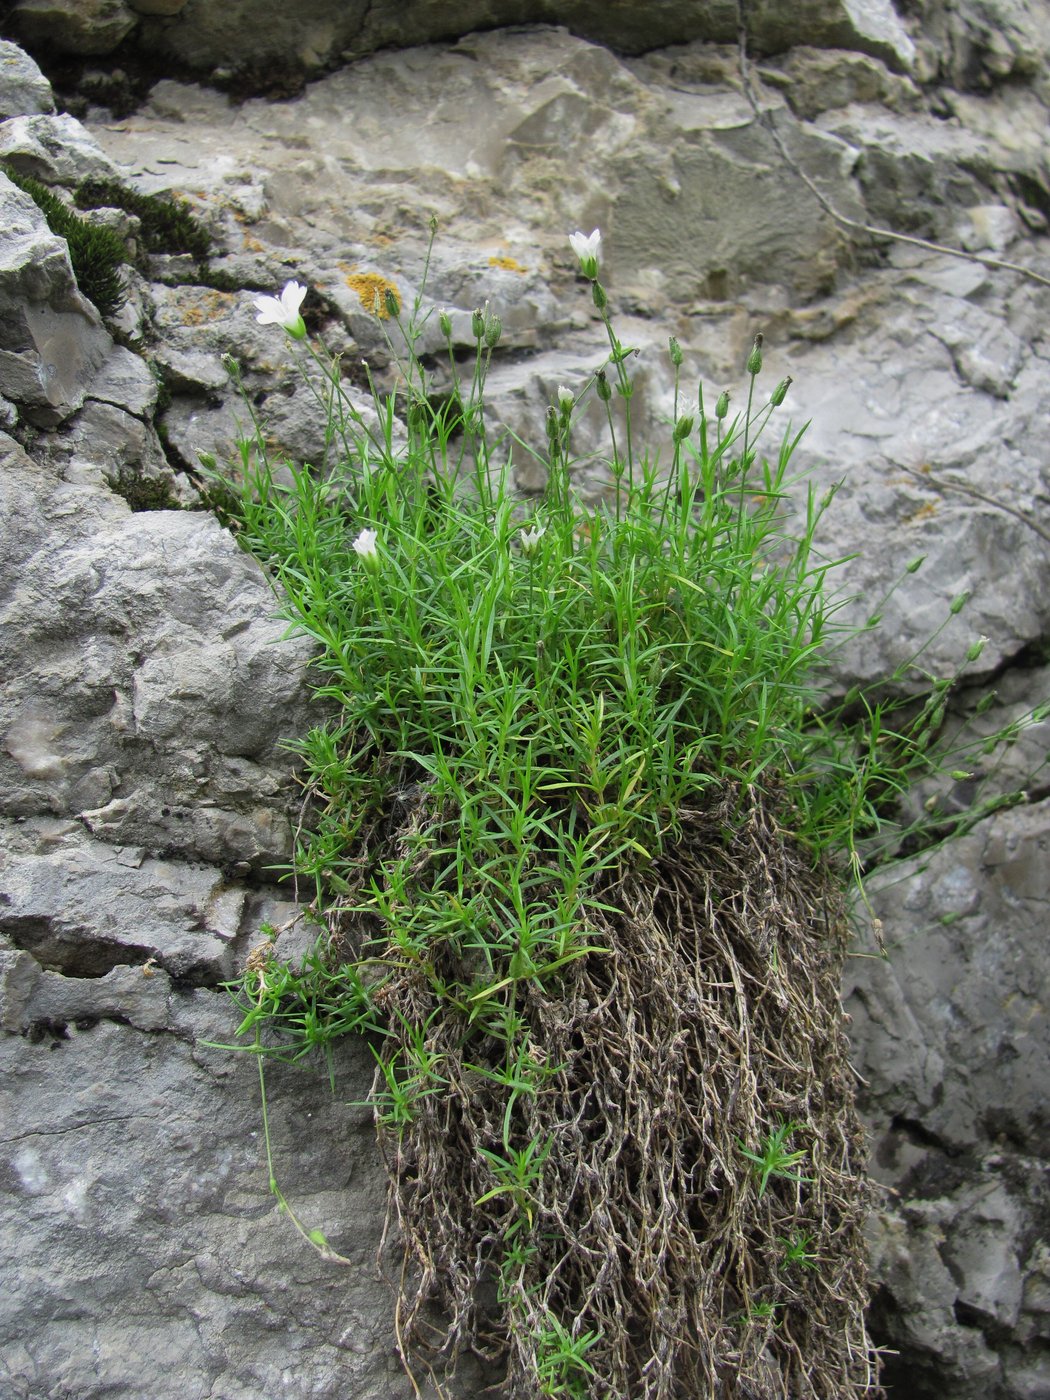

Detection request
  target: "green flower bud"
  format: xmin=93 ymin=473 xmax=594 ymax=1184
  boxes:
xmin=746 ymin=333 xmax=764 ymax=376
xmin=906 ymin=555 xmax=925 ymax=574
xmin=471 ymin=306 xmax=485 ymax=339
xmin=949 ymin=590 xmax=970 ymax=615
xmin=770 ymin=375 xmax=793 ymax=407
xmin=668 ymin=336 xmax=683 ymax=368
xmin=591 ymin=280 xmax=608 ymax=311
xmin=384 ymin=287 xmax=401 ymax=319
xmin=966 ymin=636 xmax=987 ymax=662
xmin=484 ymin=311 xmax=502 ymax=348
xmin=715 ymin=390 xmax=730 ymax=420
xmin=596 ymin=369 xmax=612 ymax=403
xmin=673 ymin=414 xmax=694 ymax=444
xmin=196 ymin=450 xmax=217 ymax=472
xmin=545 ymin=405 xmax=560 ymax=443
xmin=975 ymin=691 xmax=997 ymax=715
xmin=438 ymin=308 xmax=453 ymax=338
xmin=950 ymin=770 xmax=973 ymax=782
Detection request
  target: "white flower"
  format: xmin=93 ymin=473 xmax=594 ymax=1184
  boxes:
xmin=568 ymin=228 xmax=601 ymax=278
xmin=352 ymin=527 xmax=378 ymax=561
xmin=253 ymin=281 xmax=308 ymax=339
xmin=557 ymin=385 xmax=574 ymax=411
xmin=519 ymin=521 xmax=547 ymax=555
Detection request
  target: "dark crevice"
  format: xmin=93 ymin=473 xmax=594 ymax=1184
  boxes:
xmin=0 ymin=915 xmax=225 ymax=987
xmin=0 ymin=914 xmax=155 ymax=979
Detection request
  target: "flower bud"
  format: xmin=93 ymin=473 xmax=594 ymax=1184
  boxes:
xmin=715 ymin=390 xmax=730 ymax=420
xmin=668 ymin=336 xmax=683 ymax=368
xmin=950 ymin=590 xmax=970 ymax=615
xmin=438 ymin=308 xmax=453 ymax=338
xmin=596 ymin=370 xmax=612 ymax=403
xmin=966 ymin=636 xmax=987 ymax=662
xmin=770 ymin=375 xmax=792 ymax=407
xmin=471 ymin=306 xmax=485 ymax=339
xmin=906 ymin=555 xmax=925 ymax=574
xmin=484 ymin=311 xmax=502 ymax=348
xmin=557 ymin=385 xmax=574 ymax=413
xmin=591 ymin=281 xmax=608 ymax=311
xmin=673 ymin=414 xmax=694 ymax=444
xmin=546 ymin=405 xmax=560 ymax=443
xmin=384 ymin=287 xmax=401 ymax=319
xmin=196 ymin=451 xmax=217 ymax=473
xmin=746 ymin=334 xmax=763 ymax=377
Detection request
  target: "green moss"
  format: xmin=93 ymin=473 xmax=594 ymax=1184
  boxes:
xmin=76 ymin=177 xmax=212 ymax=260
xmin=4 ymin=163 xmax=127 ymax=319
xmin=106 ymin=467 xmax=182 ymax=512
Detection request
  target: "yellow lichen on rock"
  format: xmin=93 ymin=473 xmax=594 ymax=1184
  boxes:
xmin=343 ymin=270 xmax=401 ymax=317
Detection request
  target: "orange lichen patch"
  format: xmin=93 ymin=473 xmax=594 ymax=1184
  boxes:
xmin=906 ymin=501 xmax=939 ymax=525
xmin=177 ymin=289 xmax=237 ymax=326
xmin=489 ymin=255 xmax=527 ymax=273
xmin=242 ymin=232 xmax=265 ymax=253
xmin=344 ymin=271 xmax=401 ymax=318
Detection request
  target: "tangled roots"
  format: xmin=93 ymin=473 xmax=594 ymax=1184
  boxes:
xmin=360 ymin=789 xmax=881 ymax=1398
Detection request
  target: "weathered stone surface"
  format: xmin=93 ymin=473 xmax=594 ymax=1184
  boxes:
xmin=0 ymin=36 xmax=53 ymax=117
xmin=1 ymin=818 xmax=253 ymax=983
xmin=846 ymin=799 xmax=1050 ymax=1397
xmin=4 ymin=0 xmax=138 ymax=56
xmin=4 ymin=0 xmax=917 ymax=80
xmin=0 ymin=12 xmax=1048 ymax=1397
xmin=0 ymin=175 xmax=112 ymax=426
xmin=0 ymin=971 xmax=427 ymax=1400
xmin=0 ymin=430 xmax=314 ymax=870
xmin=0 ymin=112 xmax=120 ymax=185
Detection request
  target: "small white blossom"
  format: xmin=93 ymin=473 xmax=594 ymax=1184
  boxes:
xmin=568 ymin=228 xmax=601 ymax=278
xmin=557 ymin=385 xmax=574 ymax=411
xmin=352 ymin=527 xmax=378 ymax=561
xmin=519 ymin=522 xmax=547 ymax=555
xmin=253 ymin=281 xmax=308 ymax=339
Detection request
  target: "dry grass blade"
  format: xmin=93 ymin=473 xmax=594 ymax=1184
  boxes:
xmin=352 ymin=785 xmax=881 ymax=1398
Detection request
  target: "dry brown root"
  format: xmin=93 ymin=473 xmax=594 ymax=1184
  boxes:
xmin=360 ymin=786 xmax=882 ymax=1398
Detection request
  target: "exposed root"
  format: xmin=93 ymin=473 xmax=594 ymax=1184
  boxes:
xmin=353 ymin=786 xmax=881 ymax=1398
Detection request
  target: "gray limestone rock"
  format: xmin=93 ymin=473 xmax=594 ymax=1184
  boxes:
xmin=0 ymin=175 xmax=112 ymax=427
xmin=0 ymin=976 xmax=426 ymax=1400
xmin=0 ymin=14 xmax=1049 ymax=1400
xmin=0 ymin=430 xmax=315 ymax=870
xmin=5 ymin=0 xmax=917 ymax=80
xmin=4 ymin=0 xmax=139 ymax=56
xmin=0 ymin=37 xmax=54 ymax=117
xmin=846 ymin=800 xmax=1050 ymax=1398
xmin=0 ymin=112 xmax=120 ymax=186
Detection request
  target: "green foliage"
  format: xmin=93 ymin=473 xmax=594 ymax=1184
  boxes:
xmin=208 ymin=933 xmax=382 ymax=1089
xmin=207 ymin=228 xmax=1047 ymax=1393
xmin=76 ymin=176 xmax=212 ymax=259
xmin=4 ymin=163 xmax=127 ymax=318
xmin=105 ymin=468 xmax=181 ymax=513
xmin=779 ymin=1231 xmax=820 ymax=1270
xmin=739 ymin=1121 xmax=813 ymax=1197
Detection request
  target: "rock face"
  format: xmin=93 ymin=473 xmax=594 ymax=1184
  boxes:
xmin=4 ymin=0 xmax=917 ymax=76
xmin=1 ymin=4 xmax=1049 ymax=1397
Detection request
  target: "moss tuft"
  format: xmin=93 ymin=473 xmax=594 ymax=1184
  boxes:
xmin=106 ymin=467 xmax=182 ymax=512
xmin=76 ymin=178 xmax=212 ymax=260
xmin=4 ymin=163 xmax=127 ymax=319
